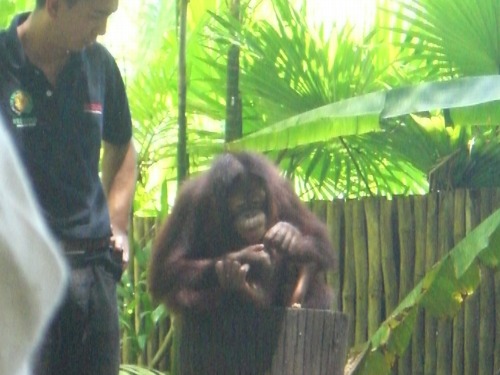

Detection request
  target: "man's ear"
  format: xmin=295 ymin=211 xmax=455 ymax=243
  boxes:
xmin=45 ymin=0 xmax=61 ymax=18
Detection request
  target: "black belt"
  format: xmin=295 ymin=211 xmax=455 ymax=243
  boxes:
xmin=60 ymin=237 xmax=123 ymax=280
xmin=60 ymin=237 xmax=110 ymax=254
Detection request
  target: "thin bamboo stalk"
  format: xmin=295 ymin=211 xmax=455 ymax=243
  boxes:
xmin=452 ymin=189 xmax=466 ymax=375
xmin=364 ymin=198 xmax=383 ymax=337
xmin=121 ymin=215 xmax=136 ymax=364
xmin=397 ymin=196 xmax=415 ymax=375
xmin=311 ymin=201 xmax=327 ymax=222
xmin=379 ymin=198 xmax=398 ymax=375
xmin=352 ymin=200 xmax=368 ymax=345
xmin=327 ymin=200 xmax=344 ymax=311
xmin=494 ymin=189 xmax=500 ymax=372
xmin=156 ymin=319 xmax=170 ymax=371
xmin=479 ymin=190 xmax=495 ymax=375
xmin=380 ymin=198 xmax=398 ymax=315
xmin=463 ymin=190 xmax=481 ymax=375
xmin=436 ymin=192 xmax=453 ymax=375
xmin=424 ymin=193 xmax=438 ymax=375
xmin=129 ymin=216 xmax=143 ymax=364
xmin=145 ymin=216 xmax=156 ymax=366
xmin=342 ymin=200 xmax=356 ymax=347
xmin=314 ymin=201 xmax=342 ymax=312
xmin=412 ymin=195 xmax=427 ymax=375
xmin=136 ymin=218 xmax=148 ymax=365
xmin=495 ymin=269 xmax=500 ymax=373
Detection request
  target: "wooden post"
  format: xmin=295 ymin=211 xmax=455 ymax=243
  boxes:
xmin=177 ymin=307 xmax=349 ymax=375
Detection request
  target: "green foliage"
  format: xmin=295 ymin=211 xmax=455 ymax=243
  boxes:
xmin=388 ymin=0 xmax=500 ymax=76
xmin=5 ymin=0 xmax=500 ymax=373
xmin=229 ymin=76 xmax=500 ymax=151
xmin=0 ymin=0 xmax=31 ymax=28
xmin=197 ymin=0 xmax=430 ymax=199
xmin=118 ymin=237 xmax=169 ymax=361
xmin=189 ymin=0 xmax=498 ymax=200
xmin=127 ymin=5 xmax=227 ymax=212
xmin=126 ymin=0 xmax=500 ymax=372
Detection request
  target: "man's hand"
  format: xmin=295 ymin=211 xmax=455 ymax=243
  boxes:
xmin=110 ymin=227 xmax=129 ymax=270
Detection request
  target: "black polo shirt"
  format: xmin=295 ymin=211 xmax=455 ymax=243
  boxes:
xmin=0 ymin=14 xmax=133 ymax=240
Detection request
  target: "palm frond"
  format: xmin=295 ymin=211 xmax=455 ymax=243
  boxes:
xmin=386 ymin=0 xmax=500 ymax=75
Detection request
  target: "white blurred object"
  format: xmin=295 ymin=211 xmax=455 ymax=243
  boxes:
xmin=0 ymin=120 xmax=68 ymax=375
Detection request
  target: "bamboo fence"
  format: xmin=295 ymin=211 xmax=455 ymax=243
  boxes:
xmin=124 ymin=188 xmax=500 ymax=374
xmin=319 ymin=188 xmax=500 ymax=375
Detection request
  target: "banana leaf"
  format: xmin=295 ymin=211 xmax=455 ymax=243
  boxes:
xmin=229 ymin=75 xmax=500 ymax=152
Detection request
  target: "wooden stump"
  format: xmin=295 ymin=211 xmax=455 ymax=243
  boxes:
xmin=177 ymin=307 xmax=349 ymax=375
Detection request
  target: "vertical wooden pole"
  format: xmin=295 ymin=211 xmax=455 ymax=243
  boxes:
xmin=343 ymin=201 xmax=356 ymax=347
xmin=177 ymin=0 xmax=189 ymax=183
xmin=397 ymin=196 xmax=415 ymax=375
xmin=327 ymin=200 xmax=344 ymax=312
xmin=352 ymin=200 xmax=368 ymax=345
xmin=494 ymin=189 xmax=500 ymax=372
xmin=436 ymin=192 xmax=453 ymax=375
xmin=380 ymin=199 xmax=398 ymax=315
xmin=479 ymin=189 xmax=495 ymax=375
xmin=224 ymin=0 xmax=242 ymax=142
xmin=463 ymin=190 xmax=480 ymax=375
xmin=364 ymin=198 xmax=382 ymax=337
xmin=424 ymin=193 xmax=438 ymax=375
xmin=412 ymin=195 xmax=427 ymax=375
xmin=452 ymin=189 xmax=466 ymax=375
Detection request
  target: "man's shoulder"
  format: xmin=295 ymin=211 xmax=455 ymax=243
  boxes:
xmin=0 ymin=13 xmax=27 ymax=51
xmin=83 ymin=42 xmax=116 ymax=66
xmin=0 ymin=27 xmax=10 ymax=52
xmin=0 ymin=29 xmax=12 ymax=67
xmin=81 ymin=43 xmax=123 ymax=80
xmin=0 ymin=14 xmax=26 ymax=67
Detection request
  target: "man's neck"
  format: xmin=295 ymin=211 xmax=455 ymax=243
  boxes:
xmin=17 ymin=12 xmax=70 ymax=86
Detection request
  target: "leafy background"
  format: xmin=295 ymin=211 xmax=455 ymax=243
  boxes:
xmin=2 ymin=0 xmax=500 ymax=374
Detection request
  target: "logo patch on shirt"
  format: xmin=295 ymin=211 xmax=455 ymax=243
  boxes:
xmin=10 ymin=90 xmax=33 ymax=116
xmin=10 ymin=90 xmax=37 ymax=128
xmin=84 ymin=102 xmax=103 ymax=114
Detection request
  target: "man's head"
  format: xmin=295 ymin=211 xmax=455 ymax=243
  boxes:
xmin=34 ymin=0 xmax=118 ymax=51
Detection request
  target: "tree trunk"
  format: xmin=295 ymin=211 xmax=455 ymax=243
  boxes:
xmin=177 ymin=0 xmax=189 ymax=183
xmin=177 ymin=307 xmax=349 ymax=375
xmin=224 ymin=0 xmax=242 ymax=143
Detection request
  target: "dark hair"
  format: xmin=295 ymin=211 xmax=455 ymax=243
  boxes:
xmin=36 ymin=0 xmax=80 ymax=9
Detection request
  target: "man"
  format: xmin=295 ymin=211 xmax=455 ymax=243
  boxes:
xmin=0 ymin=0 xmax=137 ymax=374
xmin=0 ymin=114 xmax=67 ymax=375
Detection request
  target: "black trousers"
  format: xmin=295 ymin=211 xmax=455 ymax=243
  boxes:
xmin=33 ymin=250 xmax=121 ymax=375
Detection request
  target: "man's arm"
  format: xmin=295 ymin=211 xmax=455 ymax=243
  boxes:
xmin=101 ymin=140 xmax=137 ymax=267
